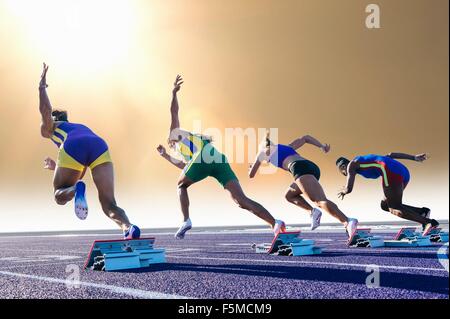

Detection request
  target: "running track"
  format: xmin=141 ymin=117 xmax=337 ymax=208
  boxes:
xmin=0 ymin=225 xmax=448 ymax=299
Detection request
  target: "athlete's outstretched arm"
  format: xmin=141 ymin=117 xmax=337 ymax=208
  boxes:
xmin=289 ymin=135 xmax=330 ymax=153
xmin=249 ymin=151 xmax=266 ymax=178
xmin=338 ymin=160 xmax=359 ymax=200
xmin=386 ymin=152 xmax=428 ymax=162
xmin=38 ymin=63 xmax=54 ymax=138
xmin=157 ymin=145 xmax=186 ymax=170
xmin=170 ymin=75 xmax=183 ymax=132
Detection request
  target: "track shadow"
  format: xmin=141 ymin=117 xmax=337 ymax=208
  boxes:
xmin=119 ymin=262 xmax=448 ymax=295
xmin=187 ymin=250 xmax=343 ymax=257
xmin=169 ymin=249 xmax=440 ymax=259
xmin=322 ymin=250 xmax=442 ymax=260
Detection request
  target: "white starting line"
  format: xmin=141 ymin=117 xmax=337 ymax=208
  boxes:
xmin=0 ymin=270 xmax=190 ymax=299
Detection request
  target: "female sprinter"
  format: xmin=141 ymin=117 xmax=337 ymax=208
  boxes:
xmin=38 ymin=63 xmax=140 ymax=239
xmin=157 ymin=75 xmax=285 ymax=239
xmin=249 ymin=132 xmax=358 ymax=238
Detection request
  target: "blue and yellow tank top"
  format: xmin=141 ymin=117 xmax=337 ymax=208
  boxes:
xmin=51 ymin=122 xmax=94 ymax=148
xmin=176 ymin=134 xmax=209 ymax=162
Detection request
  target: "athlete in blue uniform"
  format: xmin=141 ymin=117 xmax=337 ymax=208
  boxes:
xmin=249 ymin=132 xmax=359 ymax=238
xmin=336 ymin=153 xmax=438 ymax=234
xmin=38 ymin=63 xmax=140 ymax=239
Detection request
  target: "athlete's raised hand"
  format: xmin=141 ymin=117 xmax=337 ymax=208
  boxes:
xmin=414 ymin=153 xmax=428 ymax=162
xmin=173 ymin=75 xmax=183 ymax=94
xmin=39 ymin=63 xmax=49 ymax=89
xmin=321 ymin=143 xmax=331 ymax=153
xmin=157 ymin=145 xmax=167 ymax=156
xmin=43 ymin=157 xmax=56 ymax=171
xmin=337 ymin=187 xmax=349 ymax=200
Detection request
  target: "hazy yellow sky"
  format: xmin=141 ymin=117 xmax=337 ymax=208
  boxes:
xmin=0 ymin=0 xmax=448 ymax=232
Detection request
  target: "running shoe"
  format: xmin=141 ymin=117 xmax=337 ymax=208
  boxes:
xmin=345 ymin=218 xmax=359 ymax=239
xmin=423 ymin=219 xmax=439 ymax=236
xmin=310 ymin=208 xmax=322 ymax=231
xmin=175 ymin=218 xmax=192 ymax=239
xmin=420 ymin=207 xmax=431 ymax=231
xmin=124 ymin=224 xmax=141 ymax=239
xmin=273 ymin=219 xmax=286 ymax=235
xmin=74 ymin=181 xmax=88 ymax=220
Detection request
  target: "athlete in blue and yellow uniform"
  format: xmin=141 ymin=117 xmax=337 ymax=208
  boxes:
xmin=38 ymin=63 xmax=140 ymax=239
xmin=249 ymin=132 xmax=359 ymax=238
xmin=157 ymin=75 xmax=286 ymax=239
xmin=336 ymin=153 xmax=438 ymax=234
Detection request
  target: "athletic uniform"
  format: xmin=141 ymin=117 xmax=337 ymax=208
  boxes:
xmin=51 ymin=122 xmax=112 ymax=172
xmin=268 ymin=144 xmax=321 ymax=180
xmin=176 ymin=132 xmax=237 ymax=187
xmin=354 ymin=154 xmax=410 ymax=188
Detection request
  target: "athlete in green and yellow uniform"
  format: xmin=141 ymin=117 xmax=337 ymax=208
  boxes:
xmin=157 ymin=75 xmax=286 ymax=239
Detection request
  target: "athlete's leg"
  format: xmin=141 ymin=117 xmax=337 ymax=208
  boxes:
xmin=91 ymin=162 xmax=131 ymax=231
xmin=177 ymin=174 xmax=195 ymax=222
xmin=285 ymin=183 xmax=313 ymax=211
xmin=381 ymin=197 xmax=428 ymax=215
xmin=295 ymin=175 xmax=348 ymax=224
xmin=383 ymin=184 xmax=432 ymax=225
xmin=53 ymin=167 xmax=83 ymax=205
xmin=224 ymin=180 xmax=275 ymax=227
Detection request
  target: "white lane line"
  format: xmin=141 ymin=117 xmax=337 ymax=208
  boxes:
xmin=0 ymin=247 xmax=196 ymax=254
xmin=217 ymin=243 xmax=253 ymax=246
xmin=329 ymin=248 xmax=440 ymax=254
xmin=0 ymin=271 xmax=190 ymax=299
xmin=0 ymin=230 xmax=269 ymax=240
xmin=0 ymin=255 xmax=82 ymax=263
xmin=0 ymin=248 xmax=86 ymax=254
xmin=166 ymin=255 xmax=448 ymax=272
xmin=0 ymin=261 xmax=82 ymax=271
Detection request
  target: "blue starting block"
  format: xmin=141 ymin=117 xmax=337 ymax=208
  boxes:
xmin=425 ymin=227 xmax=449 ymax=243
xmin=84 ymin=237 xmax=166 ymax=271
xmin=348 ymin=228 xmax=385 ymax=248
xmin=252 ymin=231 xmax=322 ymax=256
xmin=384 ymin=227 xmax=433 ymax=247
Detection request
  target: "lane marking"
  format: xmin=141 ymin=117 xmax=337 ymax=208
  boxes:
xmin=218 ymin=243 xmax=254 ymax=246
xmin=0 ymin=271 xmax=191 ymax=299
xmin=328 ymin=248 xmax=440 ymax=254
xmin=0 ymin=248 xmax=86 ymax=254
xmin=437 ymin=243 xmax=449 ymax=272
xmin=0 ymin=255 xmax=81 ymax=263
xmin=166 ymin=255 xmax=448 ymax=272
xmin=0 ymin=261 xmax=83 ymax=271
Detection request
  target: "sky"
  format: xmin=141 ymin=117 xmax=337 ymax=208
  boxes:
xmin=0 ymin=0 xmax=448 ymax=232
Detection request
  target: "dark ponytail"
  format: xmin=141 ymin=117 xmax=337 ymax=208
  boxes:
xmin=52 ymin=110 xmax=68 ymax=122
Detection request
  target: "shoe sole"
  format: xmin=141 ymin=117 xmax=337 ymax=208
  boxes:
xmin=175 ymin=225 xmax=192 ymax=239
xmin=311 ymin=212 xmax=322 ymax=231
xmin=74 ymin=182 xmax=88 ymax=220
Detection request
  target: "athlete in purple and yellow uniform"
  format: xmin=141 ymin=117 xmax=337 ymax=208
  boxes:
xmin=336 ymin=153 xmax=438 ymax=234
xmin=50 ymin=122 xmax=112 ymax=172
xmin=38 ymin=63 xmax=140 ymax=239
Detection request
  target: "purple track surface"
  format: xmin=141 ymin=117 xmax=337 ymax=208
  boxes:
xmin=0 ymin=228 xmax=448 ymax=299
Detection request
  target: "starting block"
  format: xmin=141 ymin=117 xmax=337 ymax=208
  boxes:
xmin=348 ymin=228 xmax=385 ymax=248
xmin=384 ymin=227 xmax=433 ymax=247
xmin=424 ymin=227 xmax=449 ymax=243
xmin=252 ymin=231 xmax=322 ymax=256
xmin=84 ymin=237 xmax=166 ymax=271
